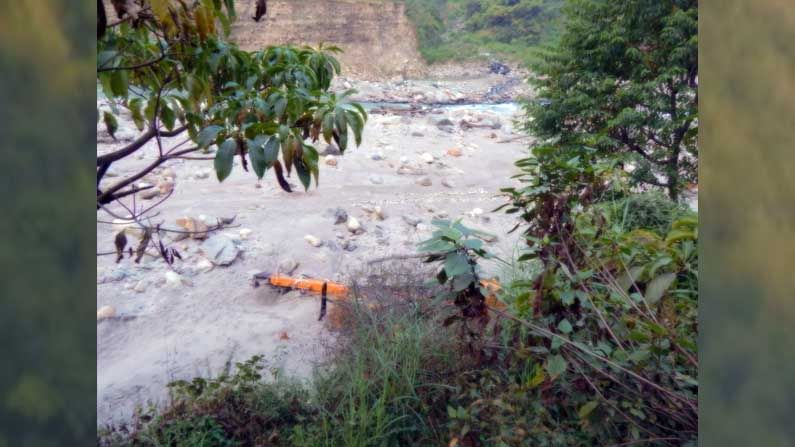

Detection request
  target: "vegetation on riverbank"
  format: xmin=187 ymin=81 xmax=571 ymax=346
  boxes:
xmin=405 ymin=0 xmax=564 ymax=65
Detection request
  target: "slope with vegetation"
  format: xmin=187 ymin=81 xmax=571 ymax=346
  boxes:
xmin=405 ymin=0 xmax=564 ymax=64
xmin=99 ymin=0 xmax=698 ymax=445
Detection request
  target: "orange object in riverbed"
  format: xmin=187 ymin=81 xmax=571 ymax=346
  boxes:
xmin=265 ymin=274 xmax=349 ymax=297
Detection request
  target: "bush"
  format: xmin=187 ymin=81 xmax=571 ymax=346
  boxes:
xmin=599 ymin=191 xmax=693 ymax=236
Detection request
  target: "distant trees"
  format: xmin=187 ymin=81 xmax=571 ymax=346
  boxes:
xmin=526 ymin=0 xmax=698 ymax=200
xmin=463 ymin=0 xmax=562 ymax=46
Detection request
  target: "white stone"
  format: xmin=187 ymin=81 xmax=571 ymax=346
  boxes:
xmin=195 ymin=258 xmax=214 ymax=273
xmin=97 ymin=305 xmax=116 ymax=321
xmin=165 ymin=271 xmax=183 ymax=286
xmin=239 ymin=228 xmax=253 ymax=240
xmin=304 ymin=235 xmax=323 ymax=247
xmin=346 ymin=216 xmax=361 ymax=233
xmin=133 ymin=280 xmax=148 ymax=293
xmin=420 ymin=153 xmax=435 ymax=164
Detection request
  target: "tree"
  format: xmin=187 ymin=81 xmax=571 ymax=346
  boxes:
xmin=96 ymin=0 xmax=366 ymax=214
xmin=525 ymin=0 xmax=697 ymax=200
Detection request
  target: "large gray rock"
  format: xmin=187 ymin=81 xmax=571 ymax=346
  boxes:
xmin=200 ymin=235 xmax=240 ymax=266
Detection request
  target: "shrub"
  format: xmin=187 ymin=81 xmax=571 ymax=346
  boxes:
xmin=598 ymin=191 xmax=693 ymax=235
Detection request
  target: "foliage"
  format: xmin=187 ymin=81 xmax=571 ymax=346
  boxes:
xmin=404 ymin=0 xmax=563 ymax=65
xmin=598 ymin=190 xmax=692 ymax=236
xmin=422 ymin=212 xmax=698 ymax=445
xmin=97 ymin=0 xmax=366 ymax=207
xmin=419 ymin=219 xmax=495 ymax=343
xmin=525 ymin=0 xmax=698 ymax=200
xmin=463 ymin=0 xmax=563 ymax=47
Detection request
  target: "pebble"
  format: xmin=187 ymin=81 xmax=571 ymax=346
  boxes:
xmin=195 ymin=258 xmax=214 ymax=273
xmin=165 ymin=271 xmax=184 ymax=287
xmin=332 ymin=208 xmax=348 ymax=225
xmin=446 ymin=148 xmax=463 ymax=157
xmin=374 ymin=206 xmax=386 ymax=220
xmin=416 ymin=177 xmax=433 ymax=187
xmin=193 ymin=169 xmax=211 ymax=180
xmin=324 ymin=155 xmax=338 ymax=166
xmin=411 ymin=131 xmax=424 ymax=137
xmin=139 ymin=187 xmax=160 ymax=200
xmin=133 ymin=280 xmax=148 ymax=293
xmin=239 ymin=228 xmax=253 ymax=240
xmin=346 ymin=216 xmax=361 ymax=233
xmin=420 ymin=153 xmax=435 ymax=163
xmin=441 ymin=178 xmax=455 ymax=188
xmin=97 ymin=305 xmax=116 ymax=321
xmin=175 ymin=217 xmax=209 ymax=240
xmin=369 ymin=175 xmax=384 ymax=185
xmin=371 ymin=152 xmax=384 ymax=161
xmin=304 ymin=235 xmax=323 ymax=247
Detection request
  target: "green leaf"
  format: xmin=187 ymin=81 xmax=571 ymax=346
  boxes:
xmin=263 ymin=137 xmax=280 ymax=166
xmin=214 ymin=139 xmax=236 ymax=182
xmin=248 ymin=142 xmax=266 ymax=179
xmin=110 ymin=70 xmax=128 ymax=97
xmin=645 ymin=272 xmax=677 ymax=304
xmin=197 ymin=125 xmax=224 ymax=148
xmin=560 ymin=290 xmax=575 ymax=306
xmin=545 ymin=354 xmax=567 ymax=380
xmin=617 ymin=266 xmax=643 ymax=292
xmin=444 ymin=252 xmax=471 ymax=278
xmin=103 ymin=111 xmax=118 ymax=139
xmin=128 ymin=98 xmax=145 ymax=131
xmin=578 ymin=401 xmax=598 ymax=419
xmin=557 ymin=319 xmax=573 ymax=334
xmin=159 ymin=104 xmax=176 ymax=131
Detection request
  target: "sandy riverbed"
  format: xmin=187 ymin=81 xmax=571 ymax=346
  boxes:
xmin=96 ymin=73 xmax=534 ymax=425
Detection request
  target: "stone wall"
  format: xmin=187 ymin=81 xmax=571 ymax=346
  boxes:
xmin=231 ymin=0 xmax=426 ymax=79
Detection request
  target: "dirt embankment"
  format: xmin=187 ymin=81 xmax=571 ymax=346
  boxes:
xmin=231 ymin=0 xmax=427 ymax=79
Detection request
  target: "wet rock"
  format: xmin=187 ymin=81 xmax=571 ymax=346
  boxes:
xmin=201 ymin=235 xmax=240 ymax=265
xmin=278 ymin=258 xmax=299 ymax=275
xmin=416 ymin=177 xmax=433 ymax=187
xmin=97 ymin=306 xmax=117 ymax=321
xmin=369 ymin=175 xmax=384 ymax=185
xmin=304 ymin=235 xmax=323 ymax=247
